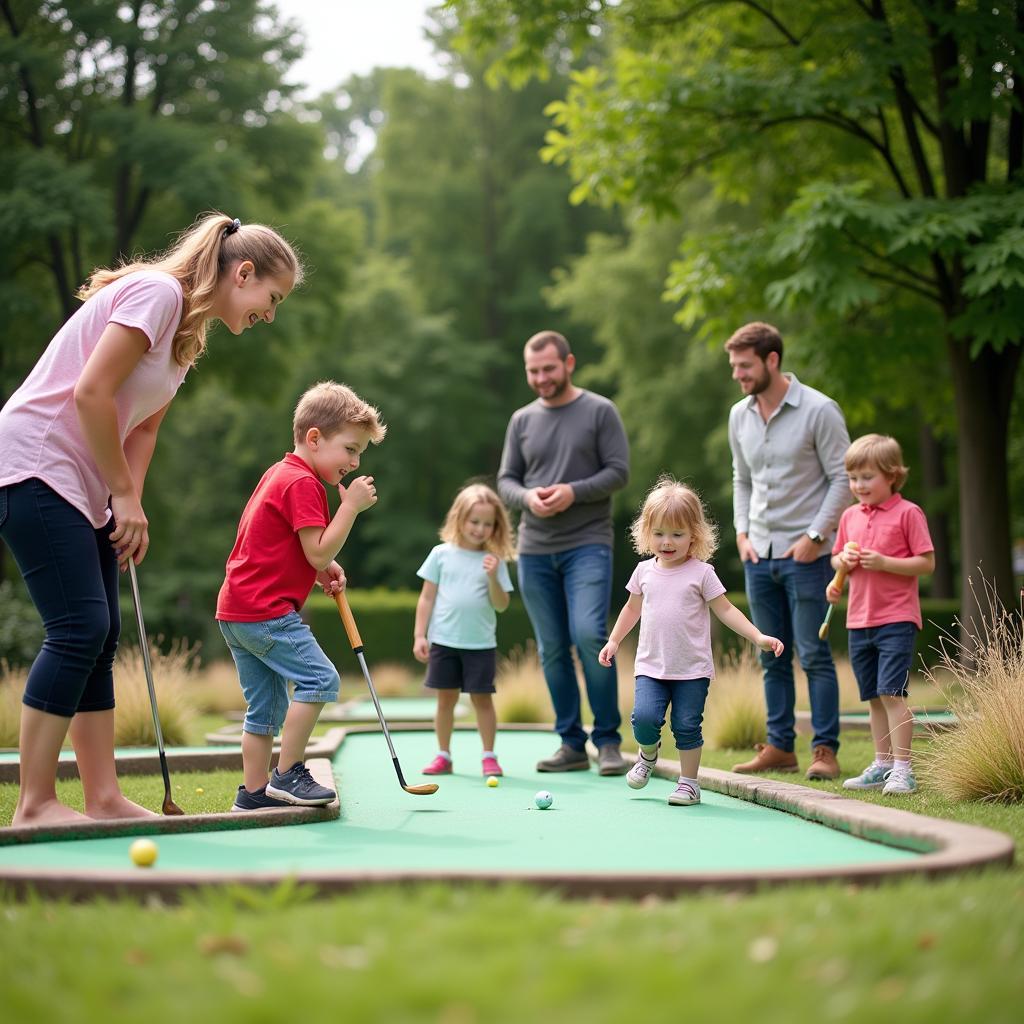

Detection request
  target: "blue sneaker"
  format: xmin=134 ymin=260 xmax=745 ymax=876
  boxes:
xmin=231 ymin=784 xmax=291 ymax=812
xmin=842 ymin=762 xmax=891 ymax=791
xmin=265 ymin=761 xmax=336 ymax=806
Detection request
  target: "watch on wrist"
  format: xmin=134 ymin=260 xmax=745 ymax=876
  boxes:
xmin=807 ymin=530 xmax=825 ymax=544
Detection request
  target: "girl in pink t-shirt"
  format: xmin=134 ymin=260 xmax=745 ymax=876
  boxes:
xmin=828 ymin=434 xmax=935 ymax=796
xmin=600 ymin=477 xmax=784 ymax=806
xmin=0 ymin=213 xmax=302 ymax=828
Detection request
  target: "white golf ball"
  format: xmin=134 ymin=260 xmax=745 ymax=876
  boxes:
xmin=534 ymin=790 xmax=553 ymax=810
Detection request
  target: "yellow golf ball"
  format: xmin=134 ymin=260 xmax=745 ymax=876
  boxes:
xmin=486 ymin=776 xmax=499 ymax=788
xmin=129 ymin=838 xmax=158 ymax=868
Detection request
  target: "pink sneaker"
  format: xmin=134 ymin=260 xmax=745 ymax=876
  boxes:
xmin=422 ymin=754 xmax=452 ymax=775
xmin=481 ymin=755 xmax=503 ymax=777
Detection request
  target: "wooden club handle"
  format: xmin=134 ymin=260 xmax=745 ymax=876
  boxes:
xmin=825 ymin=541 xmax=859 ymax=596
xmin=334 ymin=591 xmax=363 ymax=650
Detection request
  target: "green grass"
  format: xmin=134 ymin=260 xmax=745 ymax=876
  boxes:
xmin=1 ymin=732 xmax=1022 ymax=1022
xmin=0 ymin=770 xmax=242 ymax=823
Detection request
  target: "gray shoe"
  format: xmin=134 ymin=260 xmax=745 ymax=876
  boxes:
xmin=597 ymin=743 xmax=629 ymax=776
xmin=536 ymin=744 xmax=590 ymax=772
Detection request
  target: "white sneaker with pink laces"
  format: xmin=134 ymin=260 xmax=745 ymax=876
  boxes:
xmin=668 ymin=778 xmax=701 ymax=806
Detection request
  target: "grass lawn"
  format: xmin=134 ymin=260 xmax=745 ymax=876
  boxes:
xmin=1 ymin=732 xmax=1022 ymax=1022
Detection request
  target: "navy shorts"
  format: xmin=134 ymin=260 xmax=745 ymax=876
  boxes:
xmin=848 ymin=622 xmax=917 ymax=701
xmin=425 ymin=644 xmax=496 ymax=694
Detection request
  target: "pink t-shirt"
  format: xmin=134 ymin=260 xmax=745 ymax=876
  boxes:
xmin=0 ymin=271 xmax=187 ymax=527
xmin=626 ymin=557 xmax=727 ymax=680
xmin=833 ymin=494 xmax=934 ymax=629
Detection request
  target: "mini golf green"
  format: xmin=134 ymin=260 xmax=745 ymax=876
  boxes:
xmin=795 ymin=708 xmax=957 ymax=735
xmin=0 ymin=728 xmax=1010 ymax=897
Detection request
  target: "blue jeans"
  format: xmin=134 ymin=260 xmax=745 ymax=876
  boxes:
xmin=848 ymin=622 xmax=917 ymax=700
xmin=218 ymin=612 xmax=340 ymax=736
xmin=0 ymin=479 xmax=120 ymax=717
xmin=631 ymin=675 xmax=711 ymax=751
xmin=517 ymin=543 xmax=621 ymax=750
xmin=744 ymin=555 xmax=840 ymax=752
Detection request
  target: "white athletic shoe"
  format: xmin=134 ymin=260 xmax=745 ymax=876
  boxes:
xmin=668 ymin=778 xmax=701 ymax=806
xmin=627 ymin=745 xmax=660 ymax=790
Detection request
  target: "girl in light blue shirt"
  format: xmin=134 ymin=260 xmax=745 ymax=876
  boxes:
xmin=414 ymin=484 xmax=515 ymax=778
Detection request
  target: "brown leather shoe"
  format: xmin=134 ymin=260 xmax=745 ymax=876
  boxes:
xmin=806 ymin=745 xmax=840 ymax=780
xmin=732 ymin=743 xmax=798 ymax=774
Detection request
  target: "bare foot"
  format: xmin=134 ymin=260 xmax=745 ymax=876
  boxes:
xmin=12 ymin=799 xmax=89 ymax=828
xmin=85 ymin=795 xmax=159 ymax=820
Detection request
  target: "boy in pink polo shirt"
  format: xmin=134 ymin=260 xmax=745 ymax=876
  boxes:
xmin=827 ymin=435 xmax=935 ymax=795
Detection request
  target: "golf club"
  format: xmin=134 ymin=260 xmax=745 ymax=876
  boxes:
xmin=127 ymin=560 xmax=185 ymax=815
xmin=818 ymin=542 xmax=858 ymax=641
xmin=335 ymin=590 xmax=438 ymax=796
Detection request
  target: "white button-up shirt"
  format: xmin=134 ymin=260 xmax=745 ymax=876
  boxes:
xmin=728 ymin=373 xmax=851 ymax=558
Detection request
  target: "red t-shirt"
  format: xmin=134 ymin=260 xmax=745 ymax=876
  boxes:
xmin=216 ymin=453 xmax=329 ymax=621
xmin=833 ymin=494 xmax=934 ymax=629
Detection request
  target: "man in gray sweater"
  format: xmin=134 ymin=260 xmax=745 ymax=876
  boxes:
xmin=498 ymin=331 xmax=630 ymax=774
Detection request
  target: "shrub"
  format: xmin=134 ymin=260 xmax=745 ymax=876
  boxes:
xmin=113 ymin=640 xmax=199 ymax=747
xmin=704 ymin=646 xmax=767 ymax=750
xmin=0 ymin=581 xmax=43 ymax=668
xmin=917 ymin=582 xmax=1024 ymax=802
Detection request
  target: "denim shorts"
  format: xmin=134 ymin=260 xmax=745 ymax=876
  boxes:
xmin=848 ymin=621 xmax=917 ymax=700
xmin=218 ymin=612 xmax=340 ymax=736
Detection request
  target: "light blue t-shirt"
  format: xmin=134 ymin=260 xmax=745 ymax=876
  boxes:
xmin=417 ymin=543 xmax=514 ymax=650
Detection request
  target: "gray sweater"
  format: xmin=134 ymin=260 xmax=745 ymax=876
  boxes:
xmin=497 ymin=389 xmax=630 ymax=555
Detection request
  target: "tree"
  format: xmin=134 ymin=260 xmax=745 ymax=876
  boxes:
xmin=0 ymin=0 xmax=318 ymax=320
xmin=451 ymin=0 xmax=1024 ymax=614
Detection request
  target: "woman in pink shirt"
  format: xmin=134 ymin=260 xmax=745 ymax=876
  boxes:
xmin=828 ymin=434 xmax=935 ymax=796
xmin=0 ymin=213 xmax=302 ymax=826
xmin=599 ymin=477 xmax=784 ymax=806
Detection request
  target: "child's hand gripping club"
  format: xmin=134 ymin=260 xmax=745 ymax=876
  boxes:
xmin=818 ymin=541 xmax=860 ymax=640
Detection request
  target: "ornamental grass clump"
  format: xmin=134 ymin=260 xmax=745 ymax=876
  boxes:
xmin=494 ymin=643 xmax=552 ymax=724
xmin=113 ymin=639 xmax=199 ymax=747
xmin=0 ymin=661 xmax=27 ymax=748
xmin=705 ymin=646 xmax=767 ymax=750
xmin=917 ymin=581 xmax=1024 ymax=803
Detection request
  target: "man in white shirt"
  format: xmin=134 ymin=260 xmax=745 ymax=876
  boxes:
xmin=726 ymin=322 xmax=850 ymax=780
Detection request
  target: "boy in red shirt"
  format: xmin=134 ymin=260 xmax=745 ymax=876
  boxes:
xmin=217 ymin=381 xmax=386 ymax=810
xmin=827 ymin=434 xmax=935 ymax=795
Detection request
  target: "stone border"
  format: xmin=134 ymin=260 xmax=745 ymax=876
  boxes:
xmin=0 ymin=725 xmax=1011 ymax=900
xmin=0 ymin=758 xmax=339 ymax=848
xmin=795 ymin=707 xmax=958 ymax=736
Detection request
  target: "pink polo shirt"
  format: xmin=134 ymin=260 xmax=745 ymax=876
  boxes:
xmin=0 ymin=271 xmax=187 ymax=528
xmin=833 ymin=494 xmax=934 ymax=629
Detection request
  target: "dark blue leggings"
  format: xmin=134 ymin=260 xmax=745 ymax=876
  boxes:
xmin=0 ymin=478 xmax=120 ymax=717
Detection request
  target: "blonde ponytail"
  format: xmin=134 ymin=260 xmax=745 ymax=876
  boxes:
xmin=78 ymin=212 xmax=303 ymax=367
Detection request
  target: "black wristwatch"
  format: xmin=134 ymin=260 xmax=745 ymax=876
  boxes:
xmin=807 ymin=530 xmax=825 ymax=544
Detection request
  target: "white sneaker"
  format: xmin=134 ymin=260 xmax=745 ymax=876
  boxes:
xmin=882 ymin=768 xmax=917 ymax=795
xmin=668 ymin=778 xmax=701 ymax=806
xmin=627 ymin=746 xmax=659 ymax=790
xmin=842 ymin=762 xmax=891 ymax=790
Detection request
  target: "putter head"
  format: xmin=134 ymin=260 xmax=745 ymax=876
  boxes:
xmin=162 ymin=796 xmax=186 ymax=816
xmin=403 ymin=783 xmax=439 ymax=795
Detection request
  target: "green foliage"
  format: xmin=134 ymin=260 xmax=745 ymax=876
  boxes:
xmin=305 ymin=589 xmax=536 ymax=669
xmin=0 ymin=581 xmax=43 ymax=669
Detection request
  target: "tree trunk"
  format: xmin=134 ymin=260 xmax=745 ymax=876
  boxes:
xmin=947 ymin=335 xmax=1021 ymax=619
xmin=917 ymin=420 xmax=954 ymax=597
